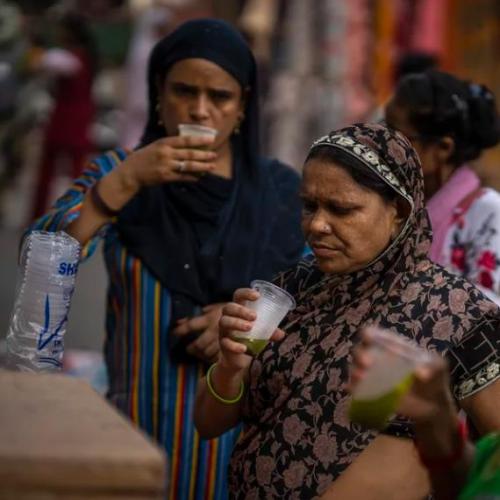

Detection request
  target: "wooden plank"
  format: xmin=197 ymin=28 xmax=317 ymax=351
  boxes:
xmin=0 ymin=489 xmax=164 ymax=499
xmin=0 ymin=371 xmax=166 ymax=496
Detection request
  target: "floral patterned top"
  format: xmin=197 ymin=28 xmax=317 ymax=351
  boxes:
xmin=440 ymin=187 xmax=500 ymax=305
xmin=227 ymin=124 xmax=500 ymax=499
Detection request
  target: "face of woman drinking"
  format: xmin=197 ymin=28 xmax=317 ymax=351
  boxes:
xmin=157 ymin=58 xmax=245 ymax=150
xmin=301 ymin=159 xmax=401 ymax=274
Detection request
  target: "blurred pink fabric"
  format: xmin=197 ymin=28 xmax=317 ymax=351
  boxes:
xmin=427 ymin=165 xmax=480 ymax=263
xmin=410 ymin=0 xmax=447 ymax=55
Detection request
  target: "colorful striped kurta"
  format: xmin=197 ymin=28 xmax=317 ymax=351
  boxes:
xmin=30 ymin=149 xmax=240 ymax=499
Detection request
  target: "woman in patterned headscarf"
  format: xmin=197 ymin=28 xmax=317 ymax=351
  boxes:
xmin=194 ymin=123 xmax=500 ymax=498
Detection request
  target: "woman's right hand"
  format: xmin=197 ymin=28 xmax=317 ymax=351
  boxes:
xmin=116 ymin=135 xmax=217 ymax=192
xmin=218 ymin=288 xmax=285 ymax=372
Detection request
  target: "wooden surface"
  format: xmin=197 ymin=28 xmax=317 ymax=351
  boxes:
xmin=0 ymin=371 xmax=166 ymax=498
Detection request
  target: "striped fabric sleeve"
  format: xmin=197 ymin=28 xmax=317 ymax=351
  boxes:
xmin=28 ymin=149 xmax=128 ymax=260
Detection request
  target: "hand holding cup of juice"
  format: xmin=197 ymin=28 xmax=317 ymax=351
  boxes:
xmin=349 ymin=327 xmax=432 ymax=430
xmin=230 ymin=280 xmax=296 ymax=356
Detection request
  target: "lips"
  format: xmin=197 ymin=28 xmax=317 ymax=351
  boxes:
xmin=310 ymin=242 xmax=339 ymax=257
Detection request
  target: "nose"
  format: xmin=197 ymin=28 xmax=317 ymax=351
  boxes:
xmin=189 ymin=94 xmax=210 ymax=122
xmin=308 ymin=210 xmax=332 ymax=235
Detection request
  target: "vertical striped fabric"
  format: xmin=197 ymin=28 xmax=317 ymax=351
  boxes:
xmin=30 ymin=149 xmax=240 ymax=499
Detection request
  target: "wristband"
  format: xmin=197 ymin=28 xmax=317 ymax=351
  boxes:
xmin=90 ymin=182 xmax=120 ymax=217
xmin=206 ymin=363 xmax=245 ymax=405
xmin=415 ymin=416 xmax=468 ymax=471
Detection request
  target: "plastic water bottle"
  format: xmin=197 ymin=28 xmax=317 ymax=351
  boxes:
xmin=5 ymin=230 xmax=81 ymax=372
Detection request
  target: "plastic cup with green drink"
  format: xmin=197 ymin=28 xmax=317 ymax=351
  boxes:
xmin=349 ymin=327 xmax=432 ymax=430
xmin=231 ymin=280 xmax=296 ymax=356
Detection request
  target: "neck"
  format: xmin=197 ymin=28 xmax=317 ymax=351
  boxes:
xmin=440 ymin=163 xmax=456 ymax=186
xmin=213 ymin=140 xmax=233 ymax=179
xmin=424 ymin=163 xmax=455 ymax=200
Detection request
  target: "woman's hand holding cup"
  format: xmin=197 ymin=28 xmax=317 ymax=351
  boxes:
xmin=116 ymin=134 xmax=217 ymax=194
xmin=218 ymin=286 xmax=287 ymax=372
xmin=219 ymin=288 xmax=259 ymax=372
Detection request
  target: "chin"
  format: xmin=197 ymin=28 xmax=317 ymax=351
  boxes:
xmin=316 ymin=258 xmax=341 ymax=274
xmin=315 ymin=256 xmax=359 ymax=275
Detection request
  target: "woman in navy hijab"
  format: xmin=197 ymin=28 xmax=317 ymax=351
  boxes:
xmin=29 ymin=18 xmax=304 ymax=498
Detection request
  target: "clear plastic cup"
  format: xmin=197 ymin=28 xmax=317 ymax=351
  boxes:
xmin=231 ymin=280 xmax=296 ymax=356
xmin=349 ymin=327 xmax=432 ymax=429
xmin=178 ymin=123 xmax=217 ymax=148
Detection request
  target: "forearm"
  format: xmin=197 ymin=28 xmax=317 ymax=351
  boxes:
xmin=415 ymin=411 xmax=475 ymax=500
xmin=194 ymin=362 xmax=246 ymax=439
xmin=67 ymin=165 xmax=139 ymax=245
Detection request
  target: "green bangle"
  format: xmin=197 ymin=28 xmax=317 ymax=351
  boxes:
xmin=206 ymin=363 xmax=245 ymax=405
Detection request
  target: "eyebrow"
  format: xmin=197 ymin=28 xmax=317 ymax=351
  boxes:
xmin=169 ymin=81 xmax=236 ymax=94
xmin=299 ymin=192 xmax=360 ymax=208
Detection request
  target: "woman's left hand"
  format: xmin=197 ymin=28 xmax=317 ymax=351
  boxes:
xmin=349 ymin=329 xmax=455 ymax=424
xmin=172 ymin=304 xmax=225 ymax=363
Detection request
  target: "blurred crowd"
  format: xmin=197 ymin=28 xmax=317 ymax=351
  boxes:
xmin=0 ymin=0 xmax=185 ymax=226
xmin=1 ymin=1 xmax=499 ymax=499
xmin=1 ymin=0 xmax=499 ymax=228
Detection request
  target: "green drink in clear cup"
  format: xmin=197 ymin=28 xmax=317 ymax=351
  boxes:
xmin=231 ymin=280 xmax=296 ymax=357
xmin=233 ymin=337 xmax=269 ymax=357
xmin=349 ymin=327 xmax=432 ymax=430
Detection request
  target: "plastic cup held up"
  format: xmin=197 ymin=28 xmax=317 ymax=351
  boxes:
xmin=231 ymin=280 xmax=296 ymax=356
xmin=349 ymin=327 xmax=432 ymax=429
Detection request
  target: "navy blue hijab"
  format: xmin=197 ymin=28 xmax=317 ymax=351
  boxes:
xmin=116 ymin=19 xmax=304 ymax=317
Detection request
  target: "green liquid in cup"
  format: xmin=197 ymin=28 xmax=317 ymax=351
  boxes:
xmin=349 ymin=374 xmax=414 ymax=429
xmin=232 ymin=337 xmax=269 ymax=356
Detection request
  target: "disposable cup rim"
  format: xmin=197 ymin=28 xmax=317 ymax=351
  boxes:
xmin=250 ymin=279 xmax=296 ymax=310
xmin=178 ymin=123 xmax=218 ymax=137
xmin=367 ymin=327 xmax=432 ymax=365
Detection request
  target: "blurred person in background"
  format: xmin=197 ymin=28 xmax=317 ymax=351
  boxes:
xmin=120 ymin=2 xmax=173 ymax=149
xmin=0 ymin=0 xmax=26 ymax=221
xmin=29 ymin=13 xmax=97 ymax=220
xmin=27 ymin=18 xmax=304 ymax=498
xmin=369 ymin=50 xmax=439 ymax=124
xmin=393 ymin=51 xmax=439 ymax=83
xmin=385 ymin=71 xmax=500 ymax=303
xmin=349 ymin=329 xmax=500 ymax=500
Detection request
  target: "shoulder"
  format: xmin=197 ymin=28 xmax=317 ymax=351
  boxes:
xmin=425 ymin=264 xmax=500 ymax=395
xmin=426 ymin=260 xmax=494 ymax=303
xmin=470 ymin=188 xmax=500 ymax=214
xmin=263 ymin=157 xmax=301 ymax=189
xmin=449 ymin=263 xmax=498 ymax=314
xmin=415 ymin=260 xmax=500 ymax=339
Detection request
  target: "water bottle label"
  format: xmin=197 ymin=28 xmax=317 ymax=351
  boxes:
xmin=58 ymin=262 xmax=79 ymax=276
xmin=36 ymin=294 xmax=67 ymax=369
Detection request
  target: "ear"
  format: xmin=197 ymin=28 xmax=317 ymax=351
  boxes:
xmin=436 ymin=136 xmax=455 ymax=165
xmin=155 ymin=75 xmax=165 ymax=101
xmin=390 ymin=197 xmax=410 ymax=238
xmin=239 ymin=86 xmax=250 ymax=113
